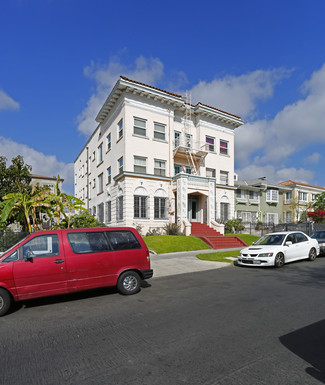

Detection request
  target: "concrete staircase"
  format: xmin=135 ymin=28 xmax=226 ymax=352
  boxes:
xmin=190 ymin=222 xmax=247 ymax=249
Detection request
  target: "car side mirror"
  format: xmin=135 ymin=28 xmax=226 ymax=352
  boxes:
xmin=285 ymin=241 xmax=292 ymax=246
xmin=24 ymin=250 xmax=34 ymax=262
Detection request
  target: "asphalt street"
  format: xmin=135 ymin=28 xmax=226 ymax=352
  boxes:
xmin=1 ymin=253 xmax=325 ymax=385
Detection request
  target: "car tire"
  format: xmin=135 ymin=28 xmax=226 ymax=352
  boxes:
xmin=308 ymin=248 xmax=317 ymax=261
xmin=274 ymin=253 xmax=285 ymax=268
xmin=117 ymin=271 xmax=141 ymax=295
xmin=0 ymin=288 xmax=12 ymax=317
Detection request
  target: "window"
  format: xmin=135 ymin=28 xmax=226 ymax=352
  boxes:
xmin=92 ymin=151 xmax=95 ymax=161
xmin=266 ymin=213 xmax=278 ymax=225
xmin=311 ymin=193 xmax=317 ymax=201
xmin=174 ymin=165 xmax=181 ymax=175
xmin=206 ymin=136 xmax=215 ymax=152
xmin=266 ymin=189 xmax=279 ymax=202
xmin=118 ymin=157 xmax=123 ymax=174
xmin=220 ymin=203 xmax=229 ymax=221
xmin=185 ymin=134 xmax=192 ymax=148
xmin=237 ymin=211 xmax=256 ymax=223
xmin=98 ymin=173 xmax=103 ymax=194
xmin=106 ymin=231 xmax=141 ymax=251
xmin=22 ymin=234 xmax=60 ymax=259
xmin=298 ymin=191 xmax=308 ymax=202
xmin=134 ymin=118 xmax=146 ymax=137
xmin=285 ymin=191 xmax=292 ymax=203
xmin=98 ymin=202 xmax=104 ymax=223
xmin=118 ymin=119 xmax=123 ymax=140
xmin=220 ymin=171 xmax=229 ymax=185
xmin=154 ymin=189 xmax=167 ymax=219
xmin=154 ymin=123 xmax=166 ymax=141
xmin=206 ymin=168 xmax=216 ymax=178
xmin=134 ymin=196 xmax=148 ymax=218
xmin=92 ymin=206 xmax=96 ymax=216
xmin=285 ymin=211 xmax=292 ymax=222
xmin=185 ymin=166 xmax=192 ymax=174
xmin=107 ymin=133 xmax=111 ymax=151
xmin=98 ymin=144 xmax=103 ymax=163
xmin=117 ymin=195 xmax=123 ymax=221
xmin=67 ymin=232 xmax=111 ymax=254
xmin=249 ymin=191 xmax=259 ymax=202
xmin=154 ymin=159 xmax=166 ymax=176
xmin=106 ymin=201 xmax=111 ymax=222
xmin=174 ymin=131 xmax=181 ymax=148
xmin=107 ymin=167 xmax=111 ymax=184
xmin=220 ymin=140 xmax=228 ymax=155
xmin=236 ymin=189 xmax=246 ymax=200
xmin=134 ymin=156 xmax=147 ymax=174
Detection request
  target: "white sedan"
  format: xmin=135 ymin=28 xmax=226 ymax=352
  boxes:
xmin=237 ymin=231 xmax=320 ymax=267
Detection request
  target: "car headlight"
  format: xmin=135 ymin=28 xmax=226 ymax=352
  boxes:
xmin=258 ymin=252 xmax=274 ymax=258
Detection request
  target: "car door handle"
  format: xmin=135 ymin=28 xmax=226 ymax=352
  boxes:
xmin=54 ymin=259 xmax=65 ymax=264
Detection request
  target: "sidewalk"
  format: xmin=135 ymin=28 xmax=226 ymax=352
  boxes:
xmin=150 ymin=248 xmax=241 ymax=278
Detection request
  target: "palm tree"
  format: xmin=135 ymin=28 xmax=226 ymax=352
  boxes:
xmin=1 ymin=185 xmax=51 ymax=232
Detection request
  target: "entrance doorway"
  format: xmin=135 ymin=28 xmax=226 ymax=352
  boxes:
xmin=188 ymin=195 xmax=199 ymax=222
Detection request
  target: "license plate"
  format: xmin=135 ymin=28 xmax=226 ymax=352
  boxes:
xmin=253 ymin=260 xmax=261 ymax=264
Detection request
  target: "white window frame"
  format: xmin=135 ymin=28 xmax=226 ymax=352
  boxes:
xmin=118 ymin=119 xmax=123 ymax=140
xmin=134 ymin=156 xmax=147 ymax=174
xmin=98 ymin=143 xmax=103 ymax=164
xmin=107 ymin=167 xmax=111 ymax=185
xmin=206 ymin=168 xmax=216 ymax=178
xmin=220 ymin=171 xmax=229 ymax=185
xmin=266 ymin=189 xmax=279 ymax=203
xmin=107 ymin=133 xmax=111 ymax=152
xmin=285 ymin=191 xmax=292 ymax=204
xmin=266 ymin=213 xmax=278 ymax=225
xmin=98 ymin=173 xmax=103 ymax=194
xmin=236 ymin=189 xmax=246 ymax=201
xmin=220 ymin=140 xmax=229 ymax=155
xmin=298 ymin=191 xmax=308 ymax=202
xmin=205 ymin=136 xmax=215 ymax=152
xmin=133 ymin=117 xmax=147 ymax=137
xmin=249 ymin=190 xmax=259 ymax=203
xmin=154 ymin=159 xmax=166 ymax=176
xmin=118 ymin=157 xmax=123 ymax=174
xmin=154 ymin=123 xmax=166 ymax=141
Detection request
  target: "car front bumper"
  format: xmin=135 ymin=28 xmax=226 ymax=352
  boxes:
xmin=237 ymin=257 xmax=275 ymax=267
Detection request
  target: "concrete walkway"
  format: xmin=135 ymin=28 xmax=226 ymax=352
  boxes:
xmin=150 ymin=248 xmax=241 ymax=278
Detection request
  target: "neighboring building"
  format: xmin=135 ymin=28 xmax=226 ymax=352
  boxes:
xmin=235 ymin=177 xmax=291 ymax=225
xmin=279 ymin=180 xmax=325 ymax=222
xmin=30 ymin=174 xmax=63 ymax=193
xmin=74 ymin=76 xmax=244 ymax=234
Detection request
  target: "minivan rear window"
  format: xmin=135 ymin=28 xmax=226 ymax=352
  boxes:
xmin=67 ymin=232 xmax=111 ymax=254
xmin=105 ymin=231 xmax=141 ymax=251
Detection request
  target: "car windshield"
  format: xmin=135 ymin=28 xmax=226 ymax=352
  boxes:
xmin=311 ymin=232 xmax=325 ymax=239
xmin=254 ymin=234 xmax=286 ymax=246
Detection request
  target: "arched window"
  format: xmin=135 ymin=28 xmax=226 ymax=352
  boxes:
xmin=154 ymin=188 xmax=167 ymax=219
xmin=134 ymin=186 xmax=148 ymax=219
xmin=220 ymin=195 xmax=229 ymax=222
xmin=116 ymin=188 xmax=123 ymax=221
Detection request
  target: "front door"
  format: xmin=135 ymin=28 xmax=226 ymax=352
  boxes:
xmin=188 ymin=195 xmax=199 ymax=222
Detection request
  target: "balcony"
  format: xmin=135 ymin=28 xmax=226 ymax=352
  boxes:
xmin=173 ymin=140 xmax=208 ymax=160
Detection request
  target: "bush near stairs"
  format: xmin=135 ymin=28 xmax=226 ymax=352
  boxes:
xmin=190 ymin=222 xmax=247 ymax=249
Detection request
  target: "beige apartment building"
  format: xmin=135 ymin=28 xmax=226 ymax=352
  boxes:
xmin=74 ymin=77 xmax=243 ymax=235
xmin=280 ymin=180 xmax=325 ymax=222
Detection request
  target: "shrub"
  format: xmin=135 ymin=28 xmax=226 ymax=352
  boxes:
xmin=146 ymin=228 xmax=161 ymax=237
xmin=225 ymin=219 xmax=244 ymax=233
xmin=163 ymin=223 xmax=182 ymax=235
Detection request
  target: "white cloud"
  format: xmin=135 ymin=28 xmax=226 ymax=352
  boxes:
xmin=0 ymin=137 xmax=74 ymax=194
xmin=77 ymin=56 xmax=164 ymax=135
xmin=305 ymin=152 xmax=321 ymax=164
xmin=235 ymin=64 xmax=325 ymax=168
xmin=236 ymin=164 xmax=314 ymax=184
xmin=0 ymin=90 xmax=20 ymax=110
xmin=188 ymin=68 xmax=291 ymax=118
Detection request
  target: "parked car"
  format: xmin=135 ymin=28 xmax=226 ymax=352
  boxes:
xmin=310 ymin=231 xmax=325 ymax=254
xmin=0 ymin=227 xmax=153 ymax=316
xmin=237 ymin=231 xmax=320 ymax=268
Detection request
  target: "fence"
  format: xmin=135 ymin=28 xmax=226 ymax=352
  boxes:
xmin=240 ymin=222 xmax=325 ymax=237
xmin=0 ymin=231 xmax=30 ymax=253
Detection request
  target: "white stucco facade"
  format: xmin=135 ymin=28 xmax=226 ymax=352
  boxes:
xmin=74 ymin=77 xmax=243 ymax=235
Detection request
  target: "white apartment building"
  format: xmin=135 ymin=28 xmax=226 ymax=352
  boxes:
xmin=74 ymin=77 xmax=243 ymax=235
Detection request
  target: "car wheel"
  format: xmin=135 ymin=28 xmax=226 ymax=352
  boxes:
xmin=274 ymin=253 xmax=285 ymax=268
xmin=308 ymin=248 xmax=317 ymax=261
xmin=0 ymin=288 xmax=12 ymax=317
xmin=117 ymin=271 xmax=141 ymax=295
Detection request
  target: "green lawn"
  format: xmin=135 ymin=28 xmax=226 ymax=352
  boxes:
xmin=196 ymin=250 xmax=240 ymax=263
xmin=143 ymin=235 xmax=211 ymax=254
xmin=225 ymin=233 xmax=259 ymax=245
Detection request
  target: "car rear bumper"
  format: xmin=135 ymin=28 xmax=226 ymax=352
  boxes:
xmin=140 ymin=269 xmax=153 ymax=279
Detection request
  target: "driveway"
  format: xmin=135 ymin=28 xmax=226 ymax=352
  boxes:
xmin=150 ymin=248 xmax=241 ymax=278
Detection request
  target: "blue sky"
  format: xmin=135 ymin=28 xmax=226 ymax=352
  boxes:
xmin=1 ymin=0 xmax=325 ymax=194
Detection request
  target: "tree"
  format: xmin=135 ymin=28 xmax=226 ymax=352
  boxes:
xmin=312 ymin=192 xmax=325 ymax=211
xmin=68 ymin=212 xmax=105 ymax=228
xmin=0 ymin=155 xmax=32 ymax=199
xmin=1 ymin=185 xmax=51 ymax=232
xmin=48 ymin=175 xmax=87 ymax=228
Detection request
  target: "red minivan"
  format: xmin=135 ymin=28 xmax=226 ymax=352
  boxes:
xmin=0 ymin=227 xmax=153 ymax=316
